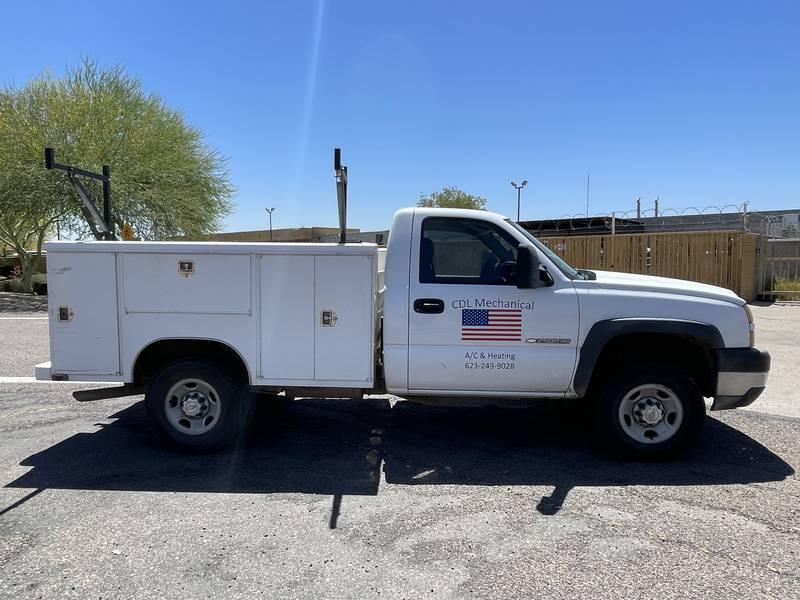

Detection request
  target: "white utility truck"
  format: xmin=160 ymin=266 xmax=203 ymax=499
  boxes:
xmin=35 ymin=150 xmax=769 ymax=458
xmin=36 ymin=205 xmax=770 ymax=458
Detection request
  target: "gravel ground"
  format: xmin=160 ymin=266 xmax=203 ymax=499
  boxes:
xmin=0 ymin=321 xmax=49 ymax=379
xmin=749 ymin=303 xmax=800 ymax=418
xmin=0 ymin=293 xmax=798 ymax=599
xmin=0 ymin=388 xmax=797 ymax=600
xmin=0 ymin=293 xmax=50 ymax=378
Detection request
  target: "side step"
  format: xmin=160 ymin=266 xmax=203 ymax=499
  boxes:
xmin=73 ymin=385 xmax=145 ymax=402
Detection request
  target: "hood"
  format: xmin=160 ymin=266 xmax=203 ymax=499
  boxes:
xmin=585 ymin=270 xmax=745 ymax=305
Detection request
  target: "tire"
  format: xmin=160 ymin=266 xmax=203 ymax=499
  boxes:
xmin=145 ymin=359 xmax=251 ymax=452
xmin=594 ymin=363 xmax=705 ymax=459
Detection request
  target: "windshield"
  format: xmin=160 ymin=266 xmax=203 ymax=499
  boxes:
xmin=506 ymin=219 xmax=582 ymax=280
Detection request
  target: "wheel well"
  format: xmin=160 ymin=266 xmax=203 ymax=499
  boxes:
xmin=587 ymin=333 xmax=716 ymax=397
xmin=133 ymin=339 xmax=250 ymax=386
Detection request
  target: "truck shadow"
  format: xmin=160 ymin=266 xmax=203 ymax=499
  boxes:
xmin=6 ymin=398 xmax=795 ymax=518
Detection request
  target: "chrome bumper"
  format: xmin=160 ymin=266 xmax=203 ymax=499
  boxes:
xmin=711 ymin=348 xmax=770 ymax=411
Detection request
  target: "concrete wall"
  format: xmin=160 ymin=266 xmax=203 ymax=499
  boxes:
xmin=318 ymin=230 xmax=390 ymax=244
xmin=207 ymin=227 xmax=360 ymax=243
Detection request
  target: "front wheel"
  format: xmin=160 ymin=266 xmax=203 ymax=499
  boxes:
xmin=594 ymin=364 xmax=705 ymax=459
xmin=145 ymin=359 xmax=250 ymax=451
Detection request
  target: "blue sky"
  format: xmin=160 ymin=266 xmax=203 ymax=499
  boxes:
xmin=2 ymin=0 xmax=799 ymax=232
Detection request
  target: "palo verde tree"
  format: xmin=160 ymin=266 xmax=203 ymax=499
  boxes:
xmin=0 ymin=167 xmax=63 ymax=293
xmin=0 ymin=80 xmax=68 ymax=293
xmin=0 ymin=59 xmax=234 ymax=292
xmin=417 ymin=186 xmax=487 ymax=210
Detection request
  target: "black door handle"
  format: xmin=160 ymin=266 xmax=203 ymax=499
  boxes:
xmin=414 ymin=298 xmax=445 ymax=314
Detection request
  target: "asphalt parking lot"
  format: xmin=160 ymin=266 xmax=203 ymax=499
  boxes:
xmin=1 ymin=294 xmax=798 ymax=599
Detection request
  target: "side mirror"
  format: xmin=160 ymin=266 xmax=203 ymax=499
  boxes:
xmin=516 ymin=245 xmax=551 ymax=289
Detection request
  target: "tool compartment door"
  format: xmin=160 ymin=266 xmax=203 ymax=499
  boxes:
xmin=314 ymin=255 xmax=375 ymax=384
xmin=260 ymin=254 xmax=315 ymax=380
xmin=48 ymin=251 xmax=120 ymax=375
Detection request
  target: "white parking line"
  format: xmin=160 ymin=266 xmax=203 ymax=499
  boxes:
xmin=0 ymin=376 xmax=119 ymax=384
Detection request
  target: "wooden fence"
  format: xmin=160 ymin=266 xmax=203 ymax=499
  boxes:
xmin=539 ymin=231 xmax=760 ymax=301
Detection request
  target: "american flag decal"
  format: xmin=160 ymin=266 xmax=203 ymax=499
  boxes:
xmin=461 ymin=308 xmax=522 ymax=341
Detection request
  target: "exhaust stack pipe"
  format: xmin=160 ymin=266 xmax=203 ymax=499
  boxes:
xmin=334 ymin=148 xmax=348 ymax=244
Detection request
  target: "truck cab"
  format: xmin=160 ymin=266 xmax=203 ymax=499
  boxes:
xmin=383 ymin=207 xmax=769 ymax=456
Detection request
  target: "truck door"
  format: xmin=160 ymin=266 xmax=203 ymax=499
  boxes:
xmin=407 ymin=215 xmax=579 ymax=394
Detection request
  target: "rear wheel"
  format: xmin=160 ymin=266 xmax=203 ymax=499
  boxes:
xmin=594 ymin=364 xmax=705 ymax=458
xmin=145 ymin=359 xmax=250 ymax=451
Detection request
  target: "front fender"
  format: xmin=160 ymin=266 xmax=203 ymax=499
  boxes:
xmin=573 ymin=318 xmax=724 ymax=397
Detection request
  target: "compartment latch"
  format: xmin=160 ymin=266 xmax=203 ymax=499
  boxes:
xmin=178 ymin=260 xmax=195 ymax=277
xmin=58 ymin=306 xmax=73 ymax=322
xmin=320 ymin=309 xmax=338 ymax=327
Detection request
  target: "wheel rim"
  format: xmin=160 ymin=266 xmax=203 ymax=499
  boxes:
xmin=164 ymin=378 xmax=222 ymax=436
xmin=617 ymin=383 xmax=684 ymax=445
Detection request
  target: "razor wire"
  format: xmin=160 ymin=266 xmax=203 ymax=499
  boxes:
xmin=522 ymin=202 xmax=791 ymax=236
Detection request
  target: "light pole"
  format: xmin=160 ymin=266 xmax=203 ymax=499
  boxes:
xmin=265 ymin=207 xmax=276 ymax=241
xmin=511 ymin=180 xmax=528 ymax=222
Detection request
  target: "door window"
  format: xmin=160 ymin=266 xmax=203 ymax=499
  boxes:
xmin=420 ymin=217 xmax=519 ymax=285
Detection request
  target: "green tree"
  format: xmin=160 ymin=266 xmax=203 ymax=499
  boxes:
xmin=417 ymin=186 xmax=487 ymax=210
xmin=0 ymin=198 xmax=58 ymax=294
xmin=0 ymin=59 xmax=234 ymax=291
xmin=0 ymin=120 xmax=64 ymax=293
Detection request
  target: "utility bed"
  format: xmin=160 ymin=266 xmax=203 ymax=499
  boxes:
xmin=40 ymin=241 xmax=385 ymax=388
